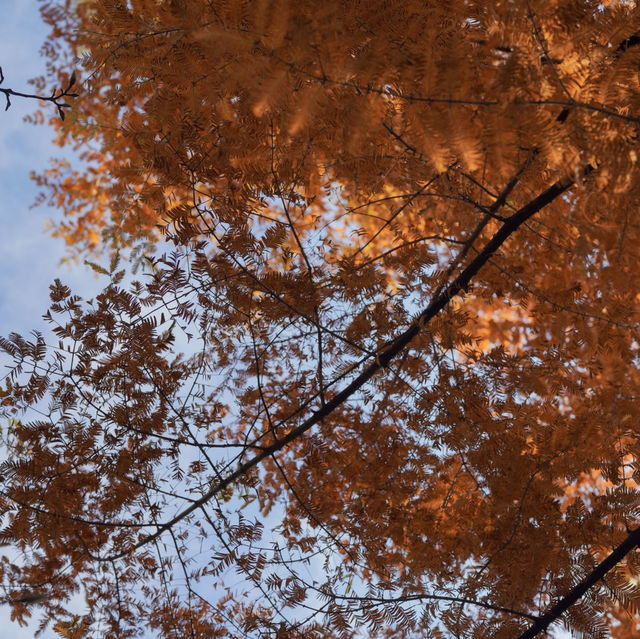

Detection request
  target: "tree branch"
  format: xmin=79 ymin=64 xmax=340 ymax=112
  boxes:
xmin=0 ymin=66 xmax=78 ymax=119
xmin=518 ymin=526 xmax=640 ymax=639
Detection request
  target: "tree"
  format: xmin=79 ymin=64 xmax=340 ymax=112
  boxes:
xmin=3 ymin=0 xmax=640 ymax=636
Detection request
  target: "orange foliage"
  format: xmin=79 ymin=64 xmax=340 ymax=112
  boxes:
xmin=3 ymin=0 xmax=640 ymax=637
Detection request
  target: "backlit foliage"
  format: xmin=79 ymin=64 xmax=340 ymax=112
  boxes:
xmin=3 ymin=0 xmax=640 ymax=637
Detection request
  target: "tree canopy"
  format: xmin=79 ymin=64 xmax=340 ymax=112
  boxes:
xmin=3 ymin=0 xmax=640 ymax=637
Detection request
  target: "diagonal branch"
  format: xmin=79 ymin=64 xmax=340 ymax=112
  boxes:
xmin=518 ymin=526 xmax=640 ymax=639
xmin=95 ymin=172 xmax=575 ymax=562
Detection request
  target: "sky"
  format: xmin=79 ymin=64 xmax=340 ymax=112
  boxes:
xmin=0 ymin=2 xmax=580 ymax=638
xmin=0 ymin=1 xmax=97 ymax=636
xmin=0 ymin=0 xmax=96 ymax=339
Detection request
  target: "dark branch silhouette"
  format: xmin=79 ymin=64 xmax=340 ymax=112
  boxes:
xmin=0 ymin=66 xmax=78 ymax=119
xmin=519 ymin=526 xmax=640 ymax=638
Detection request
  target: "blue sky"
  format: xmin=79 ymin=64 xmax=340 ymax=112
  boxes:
xmin=0 ymin=0 xmax=96 ymax=340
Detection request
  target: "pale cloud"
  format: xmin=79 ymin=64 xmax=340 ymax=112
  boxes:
xmin=0 ymin=0 xmax=96 ymax=335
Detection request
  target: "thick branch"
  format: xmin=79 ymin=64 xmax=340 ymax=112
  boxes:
xmin=519 ymin=526 xmax=640 ymax=639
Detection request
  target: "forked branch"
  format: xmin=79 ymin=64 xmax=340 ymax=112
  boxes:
xmin=0 ymin=66 xmax=78 ymax=120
